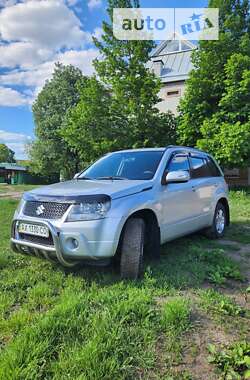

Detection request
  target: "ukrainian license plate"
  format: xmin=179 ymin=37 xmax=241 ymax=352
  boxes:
xmin=18 ymin=223 xmax=49 ymax=238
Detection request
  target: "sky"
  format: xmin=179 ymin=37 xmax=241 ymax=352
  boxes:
xmin=0 ymin=0 xmax=207 ymax=160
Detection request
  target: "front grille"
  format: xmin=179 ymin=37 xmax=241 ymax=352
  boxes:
xmin=19 ymin=233 xmax=54 ymax=246
xmin=23 ymin=201 xmax=70 ymax=220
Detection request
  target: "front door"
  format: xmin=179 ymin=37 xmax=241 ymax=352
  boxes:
xmin=158 ymin=153 xmax=202 ymax=242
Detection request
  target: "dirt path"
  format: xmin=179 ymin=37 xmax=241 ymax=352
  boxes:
xmin=217 ymin=239 xmax=250 ymax=284
xmin=0 ymin=192 xmax=23 ymax=199
xmin=154 ymin=238 xmax=250 ymax=380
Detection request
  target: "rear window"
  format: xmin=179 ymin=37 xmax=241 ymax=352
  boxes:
xmin=190 ymin=157 xmax=209 ymax=178
xmin=190 ymin=156 xmax=222 ymax=178
xmin=206 ymin=157 xmax=222 ymax=177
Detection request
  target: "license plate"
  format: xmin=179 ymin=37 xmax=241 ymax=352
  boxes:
xmin=18 ymin=223 xmax=49 ymax=238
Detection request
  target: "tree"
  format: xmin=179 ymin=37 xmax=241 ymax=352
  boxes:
xmin=177 ymin=0 xmax=250 ymax=167
xmin=63 ymin=0 xmax=176 ymax=162
xmin=29 ymin=63 xmax=85 ymax=179
xmin=0 ymin=144 xmax=15 ymax=163
xmin=198 ymin=36 xmax=250 ymax=166
xmin=62 ymin=76 xmax=113 ymax=165
xmin=92 ymin=0 xmax=176 ymax=149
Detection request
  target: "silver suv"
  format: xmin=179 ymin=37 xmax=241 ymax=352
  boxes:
xmin=11 ymin=146 xmax=230 ymax=279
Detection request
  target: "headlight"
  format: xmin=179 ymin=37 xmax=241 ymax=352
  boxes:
xmin=66 ymin=200 xmax=111 ymax=222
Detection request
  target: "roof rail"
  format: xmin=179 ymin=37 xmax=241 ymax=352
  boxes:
xmin=165 ymin=145 xmax=205 ymax=153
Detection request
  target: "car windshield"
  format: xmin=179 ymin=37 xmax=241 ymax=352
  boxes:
xmin=79 ymin=151 xmax=164 ymax=180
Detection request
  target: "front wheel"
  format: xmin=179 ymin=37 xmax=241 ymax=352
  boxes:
xmin=120 ymin=218 xmax=145 ymax=280
xmin=205 ymin=202 xmax=227 ymax=239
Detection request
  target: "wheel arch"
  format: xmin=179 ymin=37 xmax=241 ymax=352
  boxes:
xmin=115 ymin=208 xmax=160 ymax=258
xmin=217 ymin=197 xmax=230 ymax=226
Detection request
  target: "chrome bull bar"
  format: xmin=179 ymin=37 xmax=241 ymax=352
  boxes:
xmin=11 ymin=219 xmax=79 ymax=268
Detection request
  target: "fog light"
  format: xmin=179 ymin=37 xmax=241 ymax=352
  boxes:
xmin=72 ymin=238 xmax=79 ymax=249
xmin=66 ymin=238 xmax=79 ymax=251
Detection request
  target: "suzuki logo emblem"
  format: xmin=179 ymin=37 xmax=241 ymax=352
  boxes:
xmin=36 ymin=205 xmax=45 ymax=216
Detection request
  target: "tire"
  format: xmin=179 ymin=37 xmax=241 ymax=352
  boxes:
xmin=120 ymin=218 xmax=145 ymax=280
xmin=205 ymin=202 xmax=227 ymax=239
xmin=144 ymin=221 xmax=161 ymax=260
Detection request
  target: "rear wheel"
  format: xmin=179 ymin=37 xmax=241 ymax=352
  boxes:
xmin=205 ymin=202 xmax=226 ymax=239
xmin=120 ymin=218 xmax=145 ymax=280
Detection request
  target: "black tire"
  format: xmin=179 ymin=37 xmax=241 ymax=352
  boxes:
xmin=144 ymin=221 xmax=161 ymax=260
xmin=205 ymin=202 xmax=227 ymax=239
xmin=120 ymin=218 xmax=145 ymax=280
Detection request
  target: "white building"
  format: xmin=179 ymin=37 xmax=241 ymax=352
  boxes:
xmin=149 ymin=37 xmax=196 ymax=115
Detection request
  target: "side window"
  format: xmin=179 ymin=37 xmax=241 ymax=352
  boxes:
xmin=168 ymin=155 xmax=190 ymax=172
xmin=206 ymin=157 xmax=222 ymax=177
xmin=190 ymin=157 xmax=209 ymax=178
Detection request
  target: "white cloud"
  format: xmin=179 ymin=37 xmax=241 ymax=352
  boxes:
xmin=92 ymin=27 xmax=103 ymax=40
xmin=0 ymin=0 xmax=99 ymax=108
xmin=0 ymin=49 xmax=98 ymax=91
xmin=0 ymin=86 xmax=30 ymax=106
xmin=0 ymin=129 xmax=32 ymax=159
xmin=0 ymin=42 xmax=52 ymax=69
xmin=0 ymin=0 xmax=16 ymax=7
xmin=88 ymin=0 xmax=102 ymax=10
xmin=0 ymin=0 xmax=87 ymax=50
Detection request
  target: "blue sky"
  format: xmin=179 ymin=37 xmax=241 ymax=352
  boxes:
xmin=0 ymin=0 xmax=207 ymax=159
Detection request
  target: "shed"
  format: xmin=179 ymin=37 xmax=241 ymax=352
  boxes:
xmin=0 ymin=163 xmax=27 ymax=185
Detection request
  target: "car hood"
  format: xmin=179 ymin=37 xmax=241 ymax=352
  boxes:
xmin=24 ymin=179 xmax=153 ymax=202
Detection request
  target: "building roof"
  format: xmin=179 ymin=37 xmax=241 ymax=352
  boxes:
xmin=0 ymin=163 xmax=27 ymax=171
xmin=149 ymin=36 xmax=196 ymax=83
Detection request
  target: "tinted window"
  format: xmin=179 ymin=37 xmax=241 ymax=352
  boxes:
xmin=190 ymin=157 xmax=210 ymax=178
xmin=206 ymin=157 xmax=222 ymax=177
xmin=81 ymin=151 xmax=164 ymax=180
xmin=168 ymin=155 xmax=189 ymax=172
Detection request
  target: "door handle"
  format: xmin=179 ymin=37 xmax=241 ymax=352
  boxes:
xmin=192 ymin=186 xmax=196 ymax=192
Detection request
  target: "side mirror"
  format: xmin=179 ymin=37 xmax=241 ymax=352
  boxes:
xmin=73 ymin=172 xmax=80 ymax=179
xmin=165 ymin=170 xmax=190 ymax=184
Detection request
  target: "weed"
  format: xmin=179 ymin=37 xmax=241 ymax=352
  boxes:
xmin=208 ymin=341 xmax=250 ymax=379
xmin=161 ymin=298 xmax=191 ymax=333
xmin=199 ymin=249 xmax=243 ymax=285
xmin=199 ymin=289 xmax=245 ymax=317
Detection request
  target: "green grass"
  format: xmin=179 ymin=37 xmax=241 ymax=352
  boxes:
xmin=0 ymin=191 xmax=249 ymax=379
xmin=0 ymin=184 xmax=41 ymax=194
xmin=224 ymin=189 xmax=250 ymax=243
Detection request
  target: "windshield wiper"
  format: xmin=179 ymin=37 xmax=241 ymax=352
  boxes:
xmin=76 ymin=176 xmax=94 ymax=180
xmin=96 ymin=176 xmax=127 ymax=180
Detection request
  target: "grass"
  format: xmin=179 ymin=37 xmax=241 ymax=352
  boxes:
xmin=0 ymin=184 xmax=41 ymax=194
xmin=0 ymin=191 xmax=249 ymax=379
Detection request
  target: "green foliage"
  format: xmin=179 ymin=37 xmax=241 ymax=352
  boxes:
xmin=0 ymin=144 xmax=15 ymax=163
xmin=161 ymin=298 xmax=191 ymax=333
xmin=65 ymin=0 xmax=176 ymax=161
xmin=178 ymin=0 xmax=250 ymax=167
xmin=199 ymin=249 xmax=242 ymax=285
xmin=29 ymin=63 xmax=85 ymax=179
xmin=62 ymin=76 xmax=115 ymax=164
xmin=199 ymin=289 xmax=245 ymax=317
xmin=208 ymin=341 xmax=250 ymax=379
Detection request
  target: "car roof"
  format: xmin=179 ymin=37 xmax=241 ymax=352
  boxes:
xmin=112 ymin=146 xmax=207 ymax=155
xmin=111 ymin=148 xmax=166 ymax=153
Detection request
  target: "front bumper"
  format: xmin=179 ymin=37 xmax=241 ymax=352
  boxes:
xmin=11 ymin=217 xmax=120 ymax=267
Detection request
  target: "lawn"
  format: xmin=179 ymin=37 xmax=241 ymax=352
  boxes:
xmin=0 ymin=184 xmax=41 ymax=194
xmin=0 ymin=191 xmax=249 ymax=380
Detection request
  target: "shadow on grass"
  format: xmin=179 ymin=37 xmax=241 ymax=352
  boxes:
xmin=224 ymin=222 xmax=250 ymax=244
xmin=64 ymin=232 xmax=243 ymax=293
